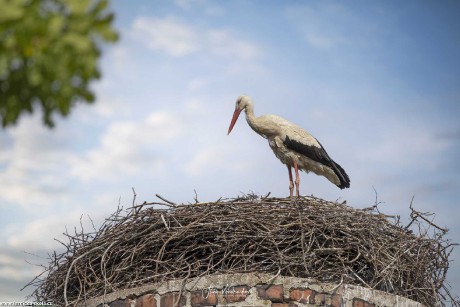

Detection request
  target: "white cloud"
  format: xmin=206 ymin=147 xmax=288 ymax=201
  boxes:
xmin=0 ymin=252 xmax=42 ymax=282
xmin=174 ymin=0 xmax=225 ymax=16
xmin=174 ymin=0 xmax=194 ymax=10
xmin=5 ymin=203 xmax=123 ymax=253
xmin=131 ymin=16 xmax=261 ymax=60
xmin=304 ymin=32 xmax=336 ymax=50
xmin=132 ymin=16 xmax=200 ymax=56
xmin=69 ymin=111 xmax=183 ymax=181
xmin=0 ymin=115 xmax=70 ymax=208
xmin=75 ymin=91 xmax=130 ymax=121
xmin=0 ymin=254 xmax=23 ymax=268
xmin=185 ymin=147 xmax=221 ymax=176
xmin=184 ymin=135 xmax=262 ymax=178
xmin=186 ymin=78 xmax=209 ymax=93
xmin=354 ymin=120 xmax=452 ymax=170
xmin=207 ymin=30 xmax=259 ymax=60
xmin=106 ymin=44 xmax=138 ymax=82
xmin=7 ymin=216 xmax=62 ymax=251
xmin=0 ymin=175 xmax=66 ymax=208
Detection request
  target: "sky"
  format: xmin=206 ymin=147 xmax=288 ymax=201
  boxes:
xmin=1 ymin=0 xmax=460 ymax=302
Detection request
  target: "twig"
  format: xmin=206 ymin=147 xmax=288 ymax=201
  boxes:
xmin=132 ymin=187 xmax=137 ymax=207
xmin=64 ymin=245 xmax=105 ymax=306
xmin=155 ymin=194 xmax=178 ymax=206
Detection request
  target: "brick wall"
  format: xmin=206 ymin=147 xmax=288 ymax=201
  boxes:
xmin=83 ymin=273 xmax=424 ymax=307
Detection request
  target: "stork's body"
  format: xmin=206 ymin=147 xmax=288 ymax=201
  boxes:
xmin=227 ymin=95 xmax=350 ymax=197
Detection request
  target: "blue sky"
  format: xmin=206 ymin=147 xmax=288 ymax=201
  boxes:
xmin=1 ymin=0 xmax=459 ymax=302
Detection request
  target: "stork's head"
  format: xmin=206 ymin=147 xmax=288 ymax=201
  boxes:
xmin=227 ymin=95 xmax=252 ymax=135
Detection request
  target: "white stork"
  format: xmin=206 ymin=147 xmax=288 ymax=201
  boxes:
xmin=227 ymin=95 xmax=350 ymax=197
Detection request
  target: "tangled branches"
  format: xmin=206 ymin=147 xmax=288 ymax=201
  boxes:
xmin=27 ymin=194 xmax=457 ymax=306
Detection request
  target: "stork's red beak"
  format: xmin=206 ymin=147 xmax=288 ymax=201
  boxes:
xmin=227 ymin=108 xmax=242 ymax=135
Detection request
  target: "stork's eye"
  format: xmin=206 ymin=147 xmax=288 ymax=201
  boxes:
xmin=235 ymin=99 xmax=241 ymax=108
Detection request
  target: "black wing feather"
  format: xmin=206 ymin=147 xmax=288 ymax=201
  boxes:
xmin=284 ymin=136 xmax=350 ymax=189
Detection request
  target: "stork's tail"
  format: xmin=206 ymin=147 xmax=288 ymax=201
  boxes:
xmin=331 ymin=161 xmax=350 ymax=189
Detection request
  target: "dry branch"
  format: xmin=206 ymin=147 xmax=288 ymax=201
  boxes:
xmin=25 ymin=194 xmax=458 ymax=306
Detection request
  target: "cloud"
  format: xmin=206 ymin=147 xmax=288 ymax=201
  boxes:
xmin=304 ymin=32 xmax=336 ymax=50
xmin=186 ymin=78 xmax=209 ymax=93
xmin=207 ymin=30 xmax=259 ymax=60
xmin=132 ymin=16 xmax=200 ymax=56
xmin=0 ymin=251 xmax=42 ymax=283
xmin=353 ymin=119 xmax=453 ymax=171
xmin=174 ymin=0 xmax=225 ymax=16
xmin=75 ymin=90 xmax=130 ymax=121
xmin=174 ymin=0 xmax=197 ymax=10
xmin=7 ymin=215 xmax=65 ymax=251
xmin=0 ymin=115 xmax=71 ymax=208
xmin=185 ymin=146 xmax=222 ymax=176
xmin=69 ymin=111 xmax=184 ymax=181
xmin=131 ymin=16 xmax=261 ymax=60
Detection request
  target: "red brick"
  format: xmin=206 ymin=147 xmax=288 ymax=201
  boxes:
xmin=331 ymin=294 xmax=343 ymax=307
xmin=191 ymin=289 xmax=218 ymax=306
xmin=221 ymin=285 xmax=250 ymax=303
xmin=289 ymin=288 xmax=316 ymax=304
xmin=256 ymin=284 xmax=284 ymax=302
xmin=160 ymin=292 xmax=186 ymax=307
xmin=353 ymin=298 xmax=375 ymax=307
xmin=136 ymin=294 xmax=157 ymax=307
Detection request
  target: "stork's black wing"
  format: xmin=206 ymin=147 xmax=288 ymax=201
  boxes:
xmin=284 ymin=136 xmax=350 ymax=189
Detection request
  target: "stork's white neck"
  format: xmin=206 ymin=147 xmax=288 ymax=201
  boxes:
xmin=244 ymin=101 xmax=272 ymax=138
xmin=243 ymin=100 xmax=256 ymax=128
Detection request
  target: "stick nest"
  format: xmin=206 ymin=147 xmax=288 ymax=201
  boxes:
xmin=27 ymin=194 xmax=457 ymax=306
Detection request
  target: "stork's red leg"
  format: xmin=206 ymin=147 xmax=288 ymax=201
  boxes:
xmin=294 ymin=161 xmax=300 ymax=197
xmin=287 ymin=165 xmax=294 ymax=197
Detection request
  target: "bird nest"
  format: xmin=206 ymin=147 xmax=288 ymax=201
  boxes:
xmin=26 ymin=194 xmax=457 ymax=306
